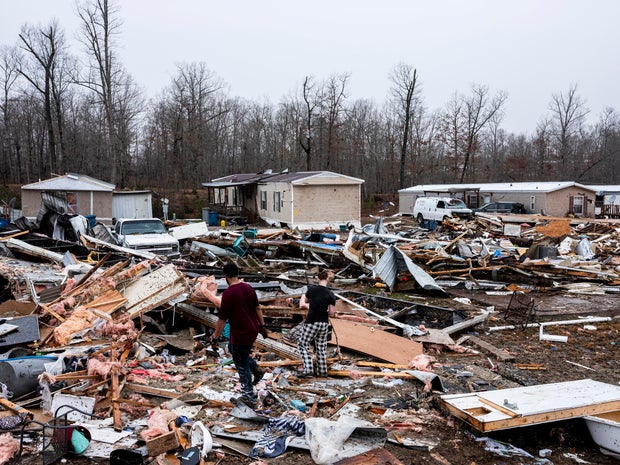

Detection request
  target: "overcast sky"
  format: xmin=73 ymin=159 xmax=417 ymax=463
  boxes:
xmin=1 ymin=0 xmax=618 ymax=134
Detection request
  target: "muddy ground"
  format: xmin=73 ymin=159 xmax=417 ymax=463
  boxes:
xmin=13 ymin=287 xmax=619 ymax=465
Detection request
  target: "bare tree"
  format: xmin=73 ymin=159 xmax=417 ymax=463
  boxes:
xmin=17 ymin=20 xmax=70 ymax=177
xmin=548 ymin=83 xmax=589 ymax=176
xmin=437 ymin=85 xmax=507 ymax=182
xmin=389 ymin=63 xmax=420 ymax=189
xmin=299 ymin=76 xmax=320 ymax=171
xmin=0 ymin=46 xmax=23 ymax=182
xmin=76 ymin=0 xmax=142 ymax=185
xmin=321 ymin=73 xmax=349 ymax=171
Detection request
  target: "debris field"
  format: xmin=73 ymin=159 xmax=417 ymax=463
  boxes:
xmin=0 ymin=210 xmax=619 ymax=465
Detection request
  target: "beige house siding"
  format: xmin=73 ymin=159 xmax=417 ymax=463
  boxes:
xmin=545 ymin=187 xmax=595 ymax=217
xmin=257 ymin=182 xmax=293 ymax=226
xmin=293 ymin=184 xmax=360 ymax=227
xmin=257 ymin=182 xmax=361 ymax=228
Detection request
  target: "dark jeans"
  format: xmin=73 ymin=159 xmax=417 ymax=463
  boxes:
xmin=230 ymin=342 xmax=260 ymax=401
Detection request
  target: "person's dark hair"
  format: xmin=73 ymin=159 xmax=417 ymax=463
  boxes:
xmin=223 ymin=263 xmax=239 ymax=278
xmin=317 ymin=269 xmax=329 ymax=281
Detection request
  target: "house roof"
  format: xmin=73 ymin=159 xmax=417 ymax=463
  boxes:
xmin=22 ymin=173 xmax=115 ymax=192
xmin=585 ymin=185 xmax=620 ymax=195
xmin=399 ymin=181 xmax=596 ymax=194
xmin=203 ymin=170 xmax=363 ymax=188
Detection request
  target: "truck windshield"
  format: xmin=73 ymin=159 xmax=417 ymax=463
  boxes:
xmin=121 ymin=220 xmax=167 ymax=235
xmin=446 ymin=199 xmax=467 ymax=209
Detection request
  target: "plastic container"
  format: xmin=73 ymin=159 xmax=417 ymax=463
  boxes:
xmin=242 ymin=228 xmax=257 ymax=239
xmin=84 ymin=214 xmax=96 ymax=228
xmin=208 ymin=211 xmax=219 ymax=226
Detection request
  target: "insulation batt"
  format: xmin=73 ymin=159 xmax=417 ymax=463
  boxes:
xmin=87 ymin=357 xmax=120 ymax=378
xmin=0 ymin=432 xmax=19 ymax=465
xmin=53 ymin=306 xmax=99 ymax=345
xmin=140 ymin=408 xmax=176 ymax=441
xmin=408 ymin=354 xmax=437 ymax=372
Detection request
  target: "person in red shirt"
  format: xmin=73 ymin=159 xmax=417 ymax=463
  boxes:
xmin=211 ymin=263 xmax=267 ymax=407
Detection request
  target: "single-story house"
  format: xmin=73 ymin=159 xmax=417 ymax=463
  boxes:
xmin=586 ymin=185 xmax=620 ymax=218
xmin=398 ymin=182 xmax=598 ymax=218
xmin=21 ymin=173 xmax=116 ymax=223
xmin=203 ymin=170 xmax=364 ymax=229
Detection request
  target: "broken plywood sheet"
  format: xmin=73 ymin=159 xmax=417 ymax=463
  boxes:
xmin=122 ymin=264 xmax=187 ymax=317
xmin=440 ymin=378 xmax=620 ymax=432
xmin=329 ymin=319 xmax=423 ymax=365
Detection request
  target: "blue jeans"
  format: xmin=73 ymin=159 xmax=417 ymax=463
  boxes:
xmin=230 ymin=343 xmax=260 ymax=401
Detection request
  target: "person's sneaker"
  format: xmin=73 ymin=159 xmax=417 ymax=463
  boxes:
xmin=252 ymin=367 xmax=265 ymax=385
xmin=295 ymin=370 xmax=311 ymax=379
xmin=232 ymin=396 xmax=257 ymax=408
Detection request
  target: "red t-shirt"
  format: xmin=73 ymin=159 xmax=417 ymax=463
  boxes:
xmin=219 ymin=281 xmax=260 ymax=345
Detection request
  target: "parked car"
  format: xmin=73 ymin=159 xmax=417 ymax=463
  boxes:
xmin=413 ymin=196 xmax=473 ymax=223
xmin=474 ymin=201 xmax=528 ymax=214
xmin=111 ymin=218 xmax=180 ymax=258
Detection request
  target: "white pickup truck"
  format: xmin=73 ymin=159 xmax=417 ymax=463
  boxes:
xmin=111 ymin=218 xmax=180 ymax=258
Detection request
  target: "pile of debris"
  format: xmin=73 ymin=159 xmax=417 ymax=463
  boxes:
xmin=0 ymin=212 xmax=619 ymax=465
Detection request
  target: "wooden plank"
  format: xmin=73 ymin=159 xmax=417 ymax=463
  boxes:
xmin=441 ymin=379 xmax=620 ymax=432
xmin=126 ymin=383 xmax=180 ymax=399
xmin=329 ymin=319 xmax=423 ymax=365
xmin=146 ymin=430 xmax=180 ymax=457
xmin=465 ymin=335 xmax=514 ymax=361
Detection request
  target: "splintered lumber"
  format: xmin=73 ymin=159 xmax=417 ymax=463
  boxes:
xmin=440 ymin=379 xmax=620 ymax=432
xmin=122 ymin=264 xmax=187 ymax=318
xmin=328 ymin=370 xmax=418 ymax=379
xmin=329 ymin=319 xmax=423 ymax=365
xmin=442 ymin=311 xmax=491 ymax=335
xmin=125 ymin=383 xmax=180 ymax=399
xmin=462 ymin=335 xmax=514 ymax=362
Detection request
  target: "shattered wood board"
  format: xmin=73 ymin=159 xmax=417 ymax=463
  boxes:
xmin=329 ymin=319 xmax=423 ymax=365
xmin=122 ymin=264 xmax=185 ymax=314
xmin=125 ymin=280 xmax=187 ymax=317
xmin=440 ymin=378 xmax=620 ymax=432
xmin=410 ymin=328 xmax=455 ymax=345
xmin=85 ymin=289 xmax=127 ymax=315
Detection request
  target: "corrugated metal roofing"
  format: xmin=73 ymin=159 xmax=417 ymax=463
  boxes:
xmin=399 ymin=181 xmax=596 ymax=194
xmin=22 ymin=173 xmax=115 ymax=191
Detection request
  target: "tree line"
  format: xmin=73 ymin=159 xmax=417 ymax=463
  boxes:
xmin=1 ymin=0 xmax=619 ymax=202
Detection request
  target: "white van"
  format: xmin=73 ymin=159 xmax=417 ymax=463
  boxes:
xmin=413 ymin=196 xmax=473 ymax=222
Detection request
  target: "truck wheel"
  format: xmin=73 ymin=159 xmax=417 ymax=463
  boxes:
xmin=417 ymin=214 xmax=424 ymax=223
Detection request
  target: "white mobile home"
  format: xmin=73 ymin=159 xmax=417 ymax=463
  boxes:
xmin=203 ymin=171 xmax=364 ymax=229
xmin=399 ymin=182 xmax=597 ymax=218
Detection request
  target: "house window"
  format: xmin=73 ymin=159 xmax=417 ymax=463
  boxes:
xmin=530 ymin=196 xmax=536 ymax=211
xmin=66 ymin=192 xmax=78 ymax=214
xmin=260 ymin=191 xmax=267 ymax=210
xmin=273 ymin=192 xmax=281 ymax=212
xmin=573 ymin=195 xmax=584 ymax=215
